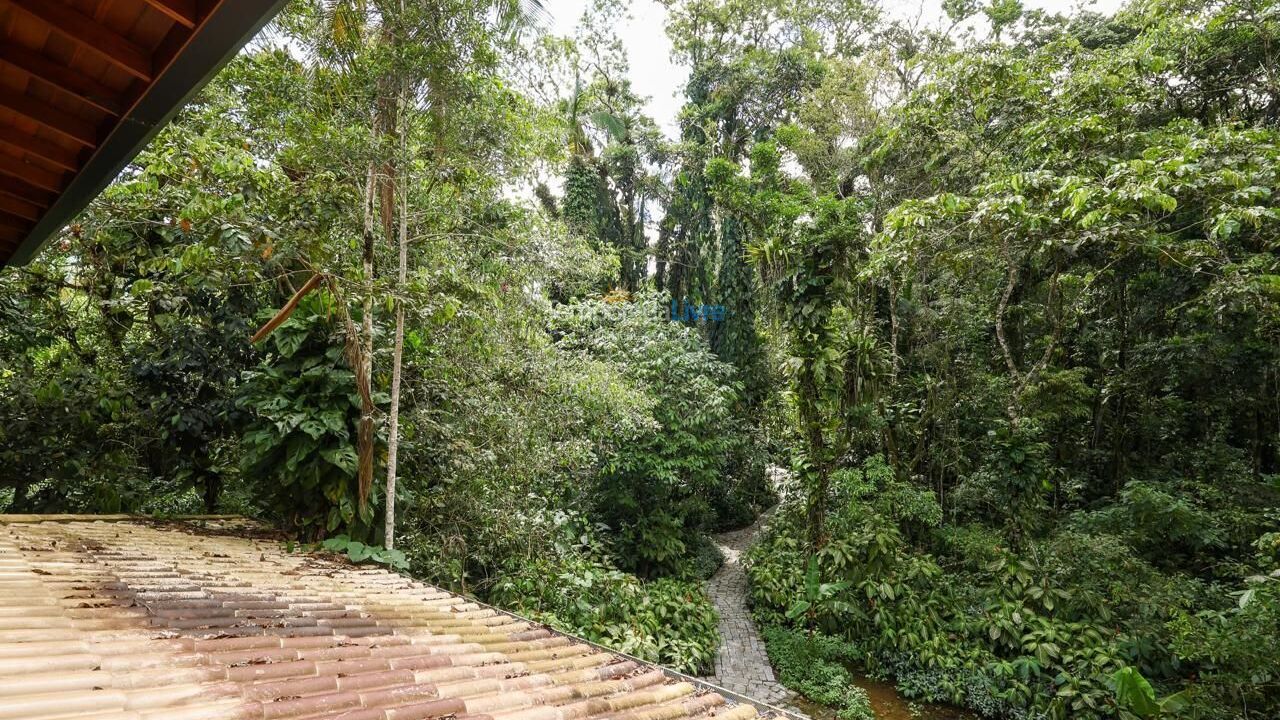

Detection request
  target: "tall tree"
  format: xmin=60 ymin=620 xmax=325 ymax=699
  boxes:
xmin=545 ymin=7 xmax=662 ymax=292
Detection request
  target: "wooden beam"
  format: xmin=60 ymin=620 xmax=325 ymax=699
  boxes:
xmin=0 ymin=45 xmax=124 ymax=116
xmin=0 ymin=193 xmax=40 ymax=222
xmin=142 ymin=0 xmax=198 ymax=29
xmin=0 ymin=225 xmax=21 ymax=245
xmin=0 ymin=172 xmax=53 ymax=206
xmin=0 ymin=128 xmax=81 ymax=172
xmin=0 ymin=210 xmax=30 ymax=232
xmin=149 ymin=18 xmax=198 ymax=77
xmin=0 ymin=93 xmax=99 ymax=148
xmin=0 ymin=155 xmax=65 ymax=194
xmin=0 ymin=0 xmax=153 ymax=82
xmin=0 ymin=174 xmax=53 ymax=207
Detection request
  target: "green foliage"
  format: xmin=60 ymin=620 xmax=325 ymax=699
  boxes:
xmin=0 ymin=72 xmax=291 ymax=515
xmin=1163 ymin=528 xmax=1280 ymax=718
xmin=751 ymin=494 xmax=1139 ymax=719
xmin=563 ymin=156 xmax=610 ymax=242
xmin=761 ymin=626 xmax=873 ymax=720
xmin=488 ymin=513 xmax=719 ymax=673
xmin=545 ymin=22 xmax=660 ymax=293
xmin=549 ymin=293 xmax=766 ymax=576
xmin=2 ymin=0 xmax=737 ymax=688
xmin=734 ymin=0 xmax=1280 ymax=717
xmin=237 ymin=294 xmax=378 ymax=539
xmin=687 ymin=533 xmax=726 ymax=580
xmin=320 ymin=534 xmax=409 ymax=571
xmin=5 ymin=2 xmax=1280 ymax=718
xmin=785 ymin=556 xmax=851 ymax=628
xmin=1111 ymin=667 xmax=1188 ymax=720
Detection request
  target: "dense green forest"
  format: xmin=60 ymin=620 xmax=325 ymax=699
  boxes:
xmin=1 ymin=0 xmax=1278 ymax=718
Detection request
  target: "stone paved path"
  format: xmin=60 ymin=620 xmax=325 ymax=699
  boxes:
xmin=700 ymin=509 xmax=805 ymax=714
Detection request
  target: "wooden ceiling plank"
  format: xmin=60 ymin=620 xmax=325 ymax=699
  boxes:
xmin=0 ymin=226 xmax=22 ymax=244
xmin=0 ymin=93 xmax=99 ymax=148
xmin=142 ymin=0 xmax=198 ymax=29
xmin=0 ymin=155 xmax=65 ymax=194
xmin=0 ymin=45 xmax=124 ymax=116
xmin=0 ymin=174 xmax=53 ymax=207
xmin=0 ymin=194 xmax=41 ymax=222
xmin=0 ymin=128 xmax=82 ymax=172
xmin=0 ymin=210 xmax=31 ymax=232
xmin=1 ymin=0 xmax=154 ymax=82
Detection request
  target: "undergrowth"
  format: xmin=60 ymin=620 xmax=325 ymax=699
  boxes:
xmin=761 ymin=625 xmax=873 ymax=720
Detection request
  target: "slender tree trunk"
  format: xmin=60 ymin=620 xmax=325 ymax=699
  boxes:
xmin=356 ymin=165 xmax=378 ymax=509
xmin=369 ymin=6 xmax=403 ymax=526
xmin=384 ymin=124 xmax=408 ymax=549
xmin=888 ymin=276 xmax=900 ymax=378
xmin=1111 ymin=277 xmax=1129 ymax=492
xmin=655 ymin=219 xmax=670 ymax=292
xmin=384 ymin=4 xmax=414 ymax=546
xmin=202 ymin=474 xmax=221 ymax=514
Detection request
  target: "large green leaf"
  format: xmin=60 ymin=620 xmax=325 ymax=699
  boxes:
xmin=589 ymin=111 xmax=627 ymax=143
xmin=1113 ymin=667 xmax=1159 ymax=718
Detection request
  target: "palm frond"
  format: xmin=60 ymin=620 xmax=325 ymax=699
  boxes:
xmin=496 ymin=0 xmax=550 ymax=39
xmin=589 ymin=111 xmax=627 ymax=143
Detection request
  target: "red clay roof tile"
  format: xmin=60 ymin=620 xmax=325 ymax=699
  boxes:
xmin=0 ymin=517 xmax=784 ymax=720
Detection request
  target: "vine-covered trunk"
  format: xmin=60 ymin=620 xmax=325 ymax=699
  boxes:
xmin=357 ymin=165 xmax=377 ymax=509
xmin=798 ymin=358 xmax=829 ymax=553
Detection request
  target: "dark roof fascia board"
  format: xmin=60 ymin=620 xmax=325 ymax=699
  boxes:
xmin=7 ymin=0 xmax=290 ymax=266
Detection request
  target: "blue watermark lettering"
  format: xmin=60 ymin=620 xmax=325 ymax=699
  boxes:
xmin=669 ymin=298 xmax=728 ymax=323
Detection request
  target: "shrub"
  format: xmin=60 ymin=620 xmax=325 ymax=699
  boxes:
xmin=761 ymin=625 xmax=872 ymax=720
xmin=485 ymin=515 xmax=720 ymax=674
xmin=1166 ymin=529 xmax=1280 ymax=719
xmin=748 ymin=470 xmax=1150 ymax=719
xmin=237 ymin=294 xmax=378 ymax=540
xmin=688 ymin=533 xmax=726 ymax=580
xmin=549 ymin=293 xmax=764 ymax=576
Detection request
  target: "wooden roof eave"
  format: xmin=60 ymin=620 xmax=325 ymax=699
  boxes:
xmin=0 ymin=0 xmax=290 ymax=268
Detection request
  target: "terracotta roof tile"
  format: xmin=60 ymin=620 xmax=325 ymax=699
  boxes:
xmin=0 ymin=518 xmax=785 ymax=720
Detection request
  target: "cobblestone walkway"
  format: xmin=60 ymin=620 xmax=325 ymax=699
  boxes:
xmin=700 ymin=510 xmax=804 ymax=714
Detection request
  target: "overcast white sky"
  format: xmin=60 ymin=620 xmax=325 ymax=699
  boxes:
xmin=539 ymin=0 xmax=1127 ymax=136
